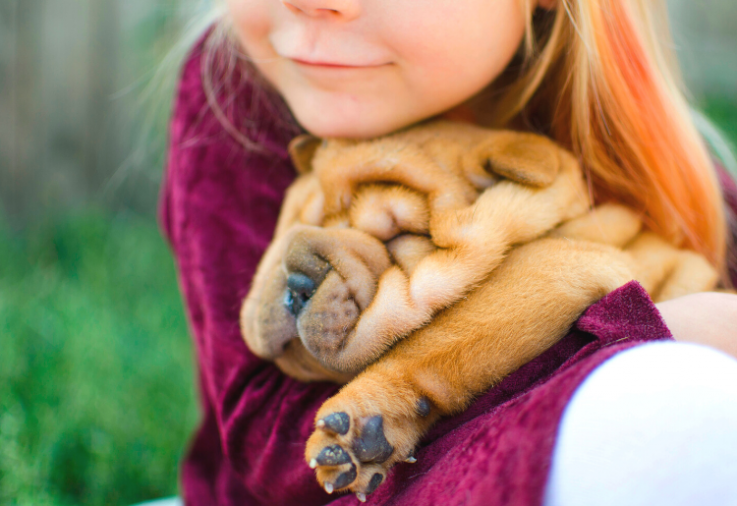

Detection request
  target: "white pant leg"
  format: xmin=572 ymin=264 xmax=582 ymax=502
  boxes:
xmin=544 ymin=342 xmax=737 ymax=506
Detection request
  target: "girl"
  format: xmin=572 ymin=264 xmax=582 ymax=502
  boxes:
xmin=158 ymin=0 xmax=737 ymax=505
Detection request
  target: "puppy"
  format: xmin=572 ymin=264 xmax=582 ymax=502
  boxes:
xmin=242 ymin=121 xmax=592 ymax=377
xmin=240 ymin=120 xmax=718 ymax=497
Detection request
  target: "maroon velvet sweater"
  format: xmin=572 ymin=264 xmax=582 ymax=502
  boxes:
xmin=160 ymin=41 xmax=737 ymax=506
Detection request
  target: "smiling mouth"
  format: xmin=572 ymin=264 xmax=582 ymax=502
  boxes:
xmin=291 ymin=58 xmax=390 ymax=69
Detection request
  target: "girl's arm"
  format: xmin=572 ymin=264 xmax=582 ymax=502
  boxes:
xmin=544 ymin=341 xmax=737 ymax=506
xmin=160 ymin=43 xmax=335 ymax=506
xmin=656 ymin=292 xmax=737 ymax=359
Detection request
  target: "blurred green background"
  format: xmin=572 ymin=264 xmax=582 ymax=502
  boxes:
xmin=1 ymin=1 xmax=209 ymax=504
xmin=0 ymin=0 xmax=735 ymax=505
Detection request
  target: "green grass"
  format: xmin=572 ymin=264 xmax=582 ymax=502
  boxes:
xmin=0 ymin=209 xmax=199 ymax=506
xmin=703 ymin=96 xmax=737 ymax=145
xmin=701 ymin=96 xmax=737 ymax=172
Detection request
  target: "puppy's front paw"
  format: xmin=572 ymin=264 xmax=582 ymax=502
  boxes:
xmin=305 ymin=376 xmax=437 ymax=500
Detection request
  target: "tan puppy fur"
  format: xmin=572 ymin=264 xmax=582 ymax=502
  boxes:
xmin=305 ymin=238 xmax=636 ymax=494
xmin=239 ymin=121 xmax=719 ymax=497
xmin=302 ymin=208 xmax=718 ymax=496
xmin=242 ymin=121 xmax=591 ymax=375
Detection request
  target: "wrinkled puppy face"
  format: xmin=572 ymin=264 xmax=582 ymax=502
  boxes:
xmin=241 ymin=121 xmax=566 ymax=382
xmin=241 ymin=136 xmax=418 ymax=383
xmin=244 ymin=224 xmax=437 ymax=383
xmin=241 ymin=197 xmax=428 ymax=383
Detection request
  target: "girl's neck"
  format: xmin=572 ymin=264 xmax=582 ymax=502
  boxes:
xmin=441 ymin=103 xmax=477 ymax=125
xmin=440 ymin=97 xmax=538 ymax=134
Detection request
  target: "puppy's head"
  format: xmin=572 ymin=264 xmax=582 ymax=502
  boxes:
xmin=241 ymin=222 xmax=395 ymax=383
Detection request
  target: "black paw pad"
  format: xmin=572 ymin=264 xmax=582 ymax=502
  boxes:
xmin=416 ymin=397 xmax=431 ymax=417
xmin=353 ymin=416 xmax=394 ymax=463
xmin=317 ymin=412 xmax=350 ymax=435
xmin=315 ymin=445 xmax=352 ymax=466
xmin=366 ymin=473 xmax=384 ymax=494
xmin=334 ymin=464 xmax=358 ymax=489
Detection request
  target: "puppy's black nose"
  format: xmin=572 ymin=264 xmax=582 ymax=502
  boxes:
xmin=284 ymin=273 xmax=317 ymax=317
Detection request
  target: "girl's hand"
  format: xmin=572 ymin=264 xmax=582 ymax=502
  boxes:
xmin=656 ymin=292 xmax=737 ymax=359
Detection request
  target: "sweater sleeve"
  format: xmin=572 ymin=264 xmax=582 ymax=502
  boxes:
xmin=160 ymin=42 xmax=338 ymax=506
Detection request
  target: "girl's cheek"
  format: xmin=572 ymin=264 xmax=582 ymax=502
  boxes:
xmin=225 ymin=0 xmax=274 ymax=55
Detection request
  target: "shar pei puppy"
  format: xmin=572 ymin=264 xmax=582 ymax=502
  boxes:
xmin=240 ymin=120 xmax=718 ymax=499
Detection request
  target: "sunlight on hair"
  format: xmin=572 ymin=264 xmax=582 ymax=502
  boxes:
xmin=492 ymin=0 xmax=731 ymax=277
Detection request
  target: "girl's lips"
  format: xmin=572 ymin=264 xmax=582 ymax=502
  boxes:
xmin=291 ymin=58 xmax=390 ymax=69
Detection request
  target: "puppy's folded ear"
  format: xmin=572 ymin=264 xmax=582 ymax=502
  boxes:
xmin=485 ymin=131 xmax=562 ymax=187
xmin=289 ymin=135 xmax=323 ymax=174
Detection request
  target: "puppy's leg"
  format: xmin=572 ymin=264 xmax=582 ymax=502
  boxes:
xmin=341 ymin=150 xmax=590 ymax=368
xmin=306 ymin=238 xmax=635 ymax=497
xmin=623 ymin=232 xmax=719 ymax=302
xmin=654 ymin=250 xmax=720 ymax=301
xmin=549 ymin=203 xmax=643 ymax=247
xmin=552 ymin=208 xmax=719 ymax=301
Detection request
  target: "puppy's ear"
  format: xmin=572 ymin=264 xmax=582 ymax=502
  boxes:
xmin=486 ymin=132 xmax=561 ymax=187
xmin=288 ymin=135 xmax=322 ymax=174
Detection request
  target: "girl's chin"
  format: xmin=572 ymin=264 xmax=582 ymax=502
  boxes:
xmin=292 ymin=107 xmax=425 ymax=140
xmin=286 ymin=91 xmax=472 ymax=139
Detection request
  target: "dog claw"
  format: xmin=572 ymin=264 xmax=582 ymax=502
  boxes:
xmin=334 ymin=464 xmax=358 ymax=489
xmin=318 ymin=412 xmax=350 ymax=435
xmin=309 ymin=459 xmax=318 ymax=469
xmin=324 ymin=482 xmax=334 ymax=494
xmin=315 ymin=445 xmax=352 ymax=466
xmin=353 ymin=416 xmax=394 ymax=463
xmin=405 ymin=456 xmax=417 ymax=463
xmin=356 ymin=492 xmax=367 ymax=503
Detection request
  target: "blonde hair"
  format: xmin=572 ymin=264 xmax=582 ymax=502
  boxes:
xmin=493 ymin=0 xmax=728 ymax=274
xmin=199 ymin=9 xmax=301 ymax=154
xmin=196 ymin=0 xmax=730 ymax=276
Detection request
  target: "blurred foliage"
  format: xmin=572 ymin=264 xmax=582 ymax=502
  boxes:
xmin=703 ymin=96 xmax=737 ymax=145
xmin=1 ymin=0 xmax=214 ymax=225
xmin=0 ymin=209 xmax=198 ymax=506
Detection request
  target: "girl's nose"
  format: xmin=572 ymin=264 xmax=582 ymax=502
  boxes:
xmin=281 ymin=0 xmax=360 ymax=21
